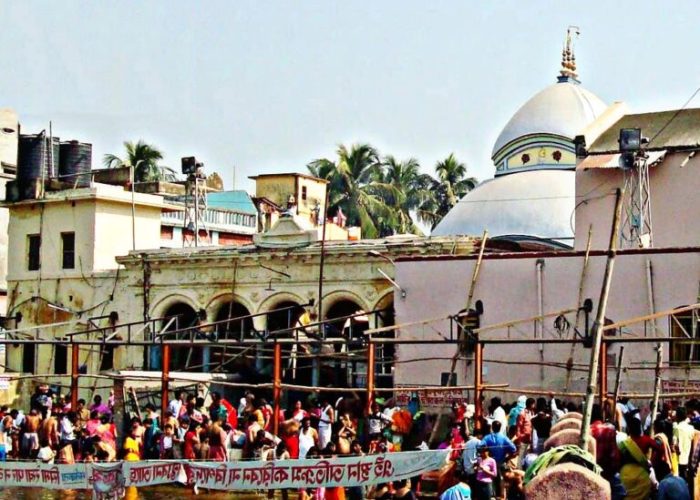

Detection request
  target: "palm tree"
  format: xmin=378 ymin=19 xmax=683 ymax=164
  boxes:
xmin=103 ymin=140 xmax=177 ymax=183
xmin=308 ymin=143 xmax=395 ymax=238
xmin=381 ymin=156 xmax=435 ymax=235
xmin=427 ymin=153 xmax=477 ymax=229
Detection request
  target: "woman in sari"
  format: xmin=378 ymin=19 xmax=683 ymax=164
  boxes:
xmin=652 ymin=418 xmax=674 ymax=478
xmin=619 ymin=419 xmax=655 ymax=500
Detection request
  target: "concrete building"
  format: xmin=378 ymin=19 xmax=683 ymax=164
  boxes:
xmin=0 ymin=109 xmax=18 ymax=313
xmin=394 ymin=51 xmax=700 ymax=398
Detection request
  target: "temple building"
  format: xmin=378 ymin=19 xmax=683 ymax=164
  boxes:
xmin=433 ymin=30 xmax=609 ymax=246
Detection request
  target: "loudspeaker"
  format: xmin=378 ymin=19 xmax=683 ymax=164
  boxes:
xmin=181 ymin=156 xmax=197 ymax=175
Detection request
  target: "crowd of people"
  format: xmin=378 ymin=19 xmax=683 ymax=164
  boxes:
xmin=1 ymin=383 xmax=700 ymax=499
xmin=440 ymin=395 xmax=700 ymax=500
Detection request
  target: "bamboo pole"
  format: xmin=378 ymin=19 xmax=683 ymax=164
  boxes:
xmin=612 ymin=346 xmax=625 ymax=403
xmin=448 ymin=231 xmax=488 ymax=378
xmin=581 ymin=188 xmax=623 ymax=449
xmin=565 ymin=225 xmax=593 ymax=392
xmin=366 ymin=342 xmax=375 ymax=415
xmin=599 ymin=342 xmax=608 ymax=413
xmin=601 ymin=303 xmax=700 ymax=332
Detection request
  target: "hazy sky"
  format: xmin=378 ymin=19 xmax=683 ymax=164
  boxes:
xmin=2 ymin=1 xmax=699 ymax=192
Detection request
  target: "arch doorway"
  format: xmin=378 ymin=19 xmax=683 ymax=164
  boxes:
xmin=161 ymin=302 xmax=201 ymax=372
xmin=210 ymin=301 xmax=255 ymax=373
xmin=374 ymin=301 xmax=395 ymax=389
xmin=265 ymin=301 xmax=308 ymax=385
xmin=324 ymin=299 xmax=366 ymax=388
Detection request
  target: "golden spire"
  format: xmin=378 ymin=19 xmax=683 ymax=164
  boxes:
xmin=559 ymin=26 xmax=580 ymax=81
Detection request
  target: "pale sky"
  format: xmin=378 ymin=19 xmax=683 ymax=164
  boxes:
xmin=2 ymin=1 xmax=699 ymax=193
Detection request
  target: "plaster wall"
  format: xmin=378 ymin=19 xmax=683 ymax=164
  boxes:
xmin=575 ymin=152 xmax=700 ymax=250
xmin=395 ymin=249 xmax=700 ymax=396
xmin=93 ymin=199 xmax=161 ymax=270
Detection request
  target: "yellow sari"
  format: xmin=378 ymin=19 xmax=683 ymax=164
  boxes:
xmin=619 ymin=437 xmax=652 ymax=500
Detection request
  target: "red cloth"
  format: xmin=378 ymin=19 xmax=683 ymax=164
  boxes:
xmin=632 ymin=434 xmax=661 ymax=455
xmin=282 ymin=433 xmax=300 ymax=459
xmin=183 ymin=430 xmax=198 ymax=460
xmin=221 ymin=399 xmax=238 ymax=430
xmin=516 ymin=410 xmax=532 ymax=444
xmin=590 ymin=420 xmax=621 ymax=479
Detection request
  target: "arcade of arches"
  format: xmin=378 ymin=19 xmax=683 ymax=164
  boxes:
xmin=152 ymin=294 xmax=395 ymax=389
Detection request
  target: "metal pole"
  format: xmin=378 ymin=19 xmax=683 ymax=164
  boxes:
xmin=131 ymin=164 xmax=136 ymax=251
xmin=273 ymin=342 xmax=282 ymax=437
xmin=313 ymin=186 xmax=330 ymax=388
xmin=366 ymin=341 xmax=375 ymax=415
xmin=474 ymin=339 xmax=483 ymax=430
xmin=161 ymin=343 xmax=171 ymax=419
xmin=316 ymin=185 xmax=330 ymax=322
xmin=581 ymin=188 xmax=624 ymax=448
xmin=71 ymin=343 xmax=79 ymax=409
xmin=649 ymin=344 xmax=663 ymax=436
xmin=194 ymin=177 xmax=200 ymax=248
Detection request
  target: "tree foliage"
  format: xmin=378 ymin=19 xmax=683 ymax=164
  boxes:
xmin=103 ymin=140 xmax=177 ymax=183
xmin=308 ymin=144 xmax=477 ymax=237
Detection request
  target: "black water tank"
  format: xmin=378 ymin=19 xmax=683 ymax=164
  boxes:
xmin=17 ymin=133 xmax=60 ymax=184
xmin=59 ymin=141 xmax=92 ymax=187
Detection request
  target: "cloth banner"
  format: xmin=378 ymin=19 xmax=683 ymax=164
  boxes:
xmin=0 ymin=450 xmax=448 ymax=491
xmin=0 ymin=461 xmax=89 ymax=489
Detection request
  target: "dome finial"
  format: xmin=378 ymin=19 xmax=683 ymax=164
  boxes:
xmin=559 ymin=26 xmax=580 ymax=82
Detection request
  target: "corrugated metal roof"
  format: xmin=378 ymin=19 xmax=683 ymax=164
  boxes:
xmin=207 ymin=190 xmax=257 ymax=215
xmin=589 ymin=108 xmax=700 ymax=153
xmin=577 ymin=150 xmax=667 ymax=170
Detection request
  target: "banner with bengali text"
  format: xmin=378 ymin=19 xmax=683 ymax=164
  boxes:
xmin=0 ymin=450 xmax=449 ymax=492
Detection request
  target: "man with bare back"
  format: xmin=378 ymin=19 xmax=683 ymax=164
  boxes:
xmin=22 ymin=409 xmax=41 ymax=458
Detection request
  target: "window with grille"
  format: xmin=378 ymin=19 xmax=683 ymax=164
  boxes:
xmin=27 ymin=234 xmax=41 ymax=271
xmin=61 ymin=232 xmax=75 ymax=269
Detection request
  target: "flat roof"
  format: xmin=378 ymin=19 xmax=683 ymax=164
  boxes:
xmin=248 ymin=172 xmax=329 ymax=183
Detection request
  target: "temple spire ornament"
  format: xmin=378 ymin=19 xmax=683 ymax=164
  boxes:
xmin=559 ymin=26 xmax=580 ymax=82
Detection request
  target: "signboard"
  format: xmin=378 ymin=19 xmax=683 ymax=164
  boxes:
xmin=395 ymin=386 xmax=469 ymax=410
xmin=661 ymin=379 xmax=700 ymax=394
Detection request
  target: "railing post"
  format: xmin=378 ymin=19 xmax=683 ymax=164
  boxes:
xmin=366 ymin=340 xmax=376 ymax=415
xmin=161 ymin=342 xmax=170 ymax=419
xmin=71 ymin=342 xmax=80 ymax=409
xmin=273 ymin=342 xmax=282 ymax=436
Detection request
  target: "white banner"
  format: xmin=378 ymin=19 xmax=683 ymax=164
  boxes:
xmin=0 ymin=461 xmax=88 ymax=489
xmin=0 ymin=450 xmax=448 ymax=492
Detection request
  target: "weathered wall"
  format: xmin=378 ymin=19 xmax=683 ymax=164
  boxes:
xmin=395 ymin=248 xmax=700 ymax=396
xmin=575 ymin=151 xmax=700 ymax=250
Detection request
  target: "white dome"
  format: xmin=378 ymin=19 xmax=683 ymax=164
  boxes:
xmin=492 ymin=80 xmax=607 ymax=160
xmin=431 ymin=170 xmax=575 ymax=240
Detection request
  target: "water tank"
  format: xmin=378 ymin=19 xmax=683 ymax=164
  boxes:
xmin=59 ymin=141 xmax=92 ymax=187
xmin=17 ymin=133 xmax=59 ymax=184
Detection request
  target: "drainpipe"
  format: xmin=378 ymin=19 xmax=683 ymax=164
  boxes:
xmin=536 ymin=259 xmax=545 ymax=384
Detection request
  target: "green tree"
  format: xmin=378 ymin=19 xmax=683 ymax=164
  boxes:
xmin=381 ymin=155 xmax=435 ymax=235
xmin=103 ymin=140 xmax=176 ymax=183
xmin=308 ymin=143 xmax=395 ymax=238
xmin=426 ymin=153 xmax=477 ymax=229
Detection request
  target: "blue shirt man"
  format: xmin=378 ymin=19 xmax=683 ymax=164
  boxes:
xmin=480 ymin=421 xmax=516 ymax=464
